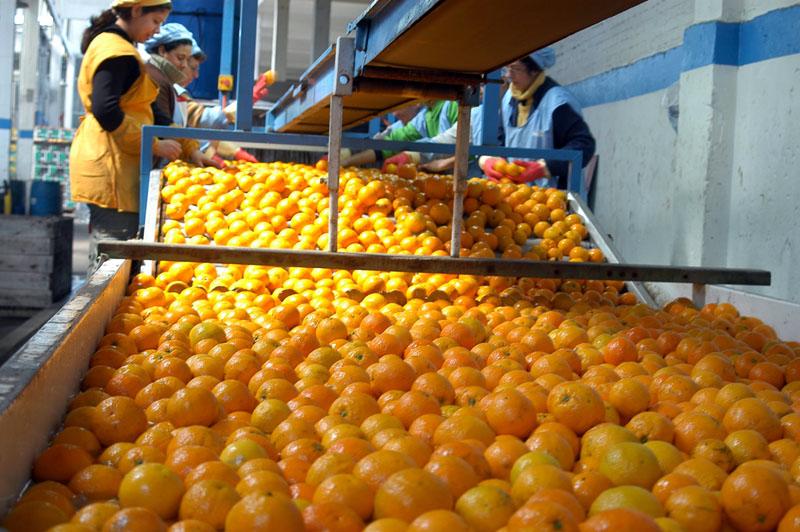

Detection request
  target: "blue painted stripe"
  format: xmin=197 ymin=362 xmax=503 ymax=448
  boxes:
xmin=566 ymin=5 xmax=800 ymax=108
xmin=18 ymin=130 xmax=34 ymax=139
xmin=0 ymin=118 xmax=11 ymax=129
xmin=738 ymin=6 xmax=800 ymax=66
xmin=567 ymin=47 xmax=682 ymax=108
xmin=682 ymin=21 xmax=739 ymax=71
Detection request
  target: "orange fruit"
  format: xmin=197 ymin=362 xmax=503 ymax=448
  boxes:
xmin=455 ymin=484 xmax=516 ymax=532
xmin=373 ymin=468 xmax=453 ymax=522
xmin=721 ymin=462 xmax=791 ymax=531
xmin=547 ymin=382 xmax=605 ymax=434
xmin=178 ymin=479 xmax=241 ymax=529
xmin=32 ymin=444 xmax=94 ymax=483
xmin=664 ymin=485 xmax=721 ymax=532
xmin=590 ymin=485 xmax=665 ymax=518
xmin=224 ymin=491 xmax=304 ymax=531
xmin=598 ymin=442 xmax=662 ymax=489
xmin=118 ymin=463 xmax=185 ymax=519
xmin=312 ymin=473 xmax=374 ymax=521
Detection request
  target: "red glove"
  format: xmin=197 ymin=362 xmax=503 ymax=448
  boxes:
xmin=381 ymin=152 xmax=412 ymax=172
xmin=211 ymin=155 xmax=226 ymax=167
xmin=479 ymin=156 xmax=505 ymax=181
xmin=234 ymin=148 xmax=258 ymax=163
xmin=512 ymin=159 xmax=549 ymax=182
xmin=252 ymin=70 xmax=275 ymax=102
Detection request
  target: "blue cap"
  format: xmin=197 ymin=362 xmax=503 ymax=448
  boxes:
xmin=529 ymin=47 xmax=556 ymax=70
xmin=191 ymin=37 xmax=206 ymax=60
xmin=144 ymin=23 xmax=194 ymax=53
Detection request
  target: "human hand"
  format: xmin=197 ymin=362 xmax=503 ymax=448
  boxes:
xmin=234 ymin=148 xmax=258 ymax=163
xmin=382 ymin=152 xmax=412 ymax=172
xmin=512 ymin=159 xmax=549 ymax=182
xmin=419 ymin=157 xmax=455 ymax=173
xmin=478 ymin=156 xmax=506 ymax=180
xmin=190 ymin=150 xmax=225 ymax=169
xmin=153 ymin=139 xmax=182 ymax=160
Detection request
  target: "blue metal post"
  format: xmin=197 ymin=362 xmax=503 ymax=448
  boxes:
xmin=566 ymin=154 xmax=585 ymax=201
xmin=219 ymin=0 xmax=236 ymax=105
xmin=138 ymin=126 xmax=156 ymax=226
xmin=235 ymin=0 xmax=258 ymax=131
xmin=481 ymin=69 xmax=502 ymax=146
xmin=368 ymin=118 xmax=381 ymax=137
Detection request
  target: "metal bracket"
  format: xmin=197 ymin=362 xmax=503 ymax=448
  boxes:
xmin=461 ymin=84 xmax=481 ymax=107
xmin=333 ymin=37 xmax=355 ymax=96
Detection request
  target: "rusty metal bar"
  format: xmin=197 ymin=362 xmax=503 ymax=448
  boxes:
xmin=360 ymin=65 xmax=485 ymax=87
xmin=450 ymin=102 xmax=471 ymax=258
xmin=327 ymin=95 xmax=343 ymax=252
xmin=97 ymin=241 xmax=772 ymax=286
xmin=354 ymin=78 xmax=463 ymax=101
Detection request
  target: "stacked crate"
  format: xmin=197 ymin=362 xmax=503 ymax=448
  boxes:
xmin=0 ymin=215 xmax=73 ymax=315
xmin=33 ymin=127 xmax=74 ymax=211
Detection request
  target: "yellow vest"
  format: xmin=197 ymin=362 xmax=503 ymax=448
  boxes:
xmin=69 ymin=32 xmax=157 ymax=212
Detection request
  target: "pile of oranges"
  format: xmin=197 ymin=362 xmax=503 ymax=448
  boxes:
xmin=156 ymin=160 xmax=604 ymax=265
xmin=3 ymin=162 xmax=800 ymax=532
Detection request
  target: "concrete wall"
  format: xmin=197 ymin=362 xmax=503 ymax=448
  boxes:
xmin=548 ymin=0 xmax=800 ymax=313
xmin=727 ymin=54 xmax=800 ymax=302
xmin=584 ymin=90 xmax=677 ymax=265
xmin=550 ymin=0 xmax=692 ymax=84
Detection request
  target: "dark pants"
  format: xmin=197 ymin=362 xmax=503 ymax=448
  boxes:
xmin=88 ymin=204 xmax=139 ymax=274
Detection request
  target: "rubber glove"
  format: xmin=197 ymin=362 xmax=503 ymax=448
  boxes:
xmin=234 ymin=149 xmax=258 ymax=163
xmin=382 ymin=152 xmax=412 ymax=172
xmin=478 ymin=156 xmax=506 ymax=181
xmin=512 ymin=159 xmax=549 ymax=183
xmin=252 ymin=70 xmax=276 ymax=102
xmin=191 ymin=150 xmax=225 ymax=169
xmin=211 ymin=155 xmax=226 ymax=167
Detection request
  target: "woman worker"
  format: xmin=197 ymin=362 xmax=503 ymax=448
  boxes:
xmin=173 ymin=39 xmax=260 ymax=163
xmin=69 ymin=0 xmax=182 ymax=271
xmin=340 ymin=100 xmax=459 ymax=168
xmin=143 ymin=23 xmax=219 ymax=167
xmin=481 ymin=48 xmax=596 ymax=188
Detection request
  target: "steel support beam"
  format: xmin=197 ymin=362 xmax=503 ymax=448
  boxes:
xmin=0 ymin=0 xmax=15 ymax=181
xmin=311 ymin=0 xmax=331 ymax=61
xmin=97 ymin=241 xmax=771 ymax=286
xmin=17 ymin=0 xmax=40 ymax=181
xmin=450 ymin=102 xmax=471 ymax=257
xmin=325 ymin=37 xmax=354 ymax=252
xmin=219 ymin=0 xmax=236 ymax=104
xmin=270 ymin=0 xmax=290 ymax=81
xmin=235 ymin=0 xmax=258 ymax=131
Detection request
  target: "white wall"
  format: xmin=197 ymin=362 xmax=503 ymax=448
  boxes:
xmin=727 ymin=54 xmax=800 ymax=303
xmin=585 ymin=89 xmax=677 ymax=265
xmin=741 ymin=0 xmax=798 ymax=19
xmin=548 ymin=0 xmax=800 ymax=312
xmin=549 ymin=0 xmax=692 ymax=84
xmin=257 ymin=0 xmax=369 ymax=79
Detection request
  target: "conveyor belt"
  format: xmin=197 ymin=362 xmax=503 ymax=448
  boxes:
xmin=268 ymin=0 xmax=643 ymax=133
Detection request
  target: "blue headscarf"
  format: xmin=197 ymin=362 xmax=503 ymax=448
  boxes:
xmin=144 ymin=23 xmax=194 ymax=53
xmin=191 ymin=38 xmax=206 ymax=60
xmin=529 ymin=47 xmax=556 ymax=70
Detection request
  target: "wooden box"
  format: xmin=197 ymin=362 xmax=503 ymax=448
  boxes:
xmin=0 ymin=216 xmax=73 ymax=313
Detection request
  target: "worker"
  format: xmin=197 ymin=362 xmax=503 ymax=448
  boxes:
xmin=381 ymin=97 xmax=487 ymax=174
xmin=173 ymin=37 xmax=204 ymax=127
xmin=340 ymin=100 xmax=458 ymax=168
xmin=480 ymin=48 xmax=595 ymax=188
xmin=70 ymin=0 xmax=182 ymax=272
xmin=143 ymin=23 xmax=219 ymax=167
xmin=170 ymin=39 xmax=263 ymax=164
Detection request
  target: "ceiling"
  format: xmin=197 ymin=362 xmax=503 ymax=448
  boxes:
xmin=54 ymin=0 xmax=371 ymax=83
xmin=256 ymin=0 xmax=370 ymax=80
